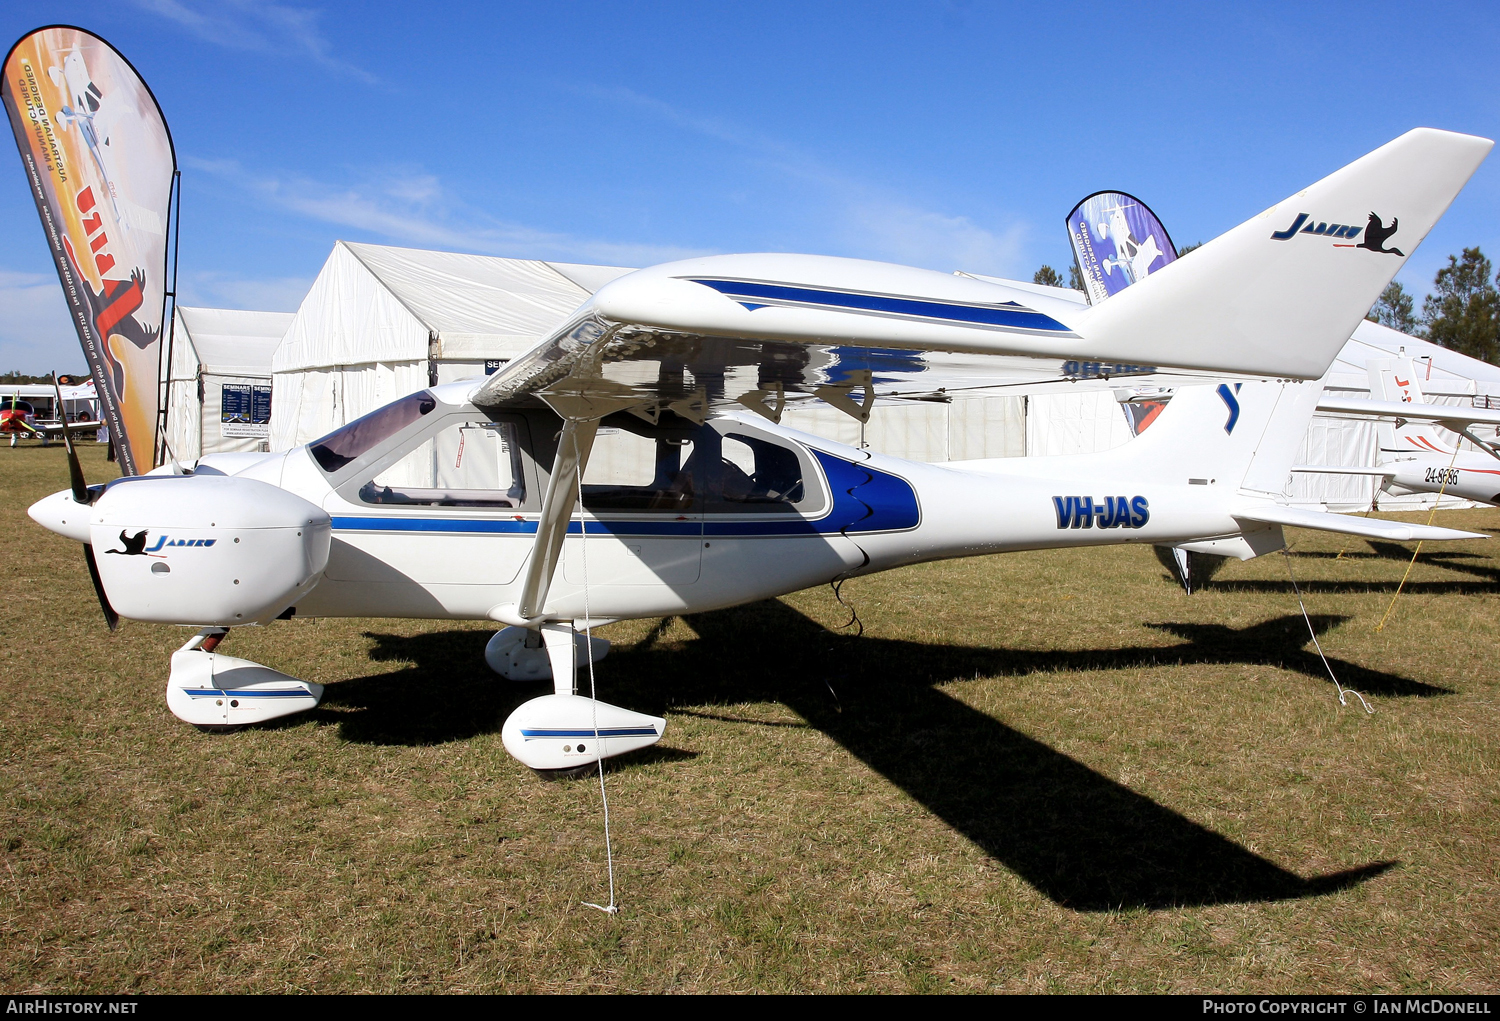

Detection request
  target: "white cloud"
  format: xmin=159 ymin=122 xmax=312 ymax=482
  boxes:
xmin=188 ymin=157 xmax=706 ymax=267
xmin=577 ymin=85 xmax=1035 ymax=277
xmin=840 ymin=201 xmax=1030 ymax=276
xmin=132 ymin=0 xmax=378 ymax=84
xmin=0 ymin=270 xmax=89 ymax=375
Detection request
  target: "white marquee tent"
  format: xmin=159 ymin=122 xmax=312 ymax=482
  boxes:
xmin=269 ymin=242 xmax=633 ymax=450
xmin=1291 ymin=319 xmax=1500 ymax=510
xmin=165 ymin=306 xmax=293 ymax=461
xmin=266 ymin=247 xmax=1067 ymax=457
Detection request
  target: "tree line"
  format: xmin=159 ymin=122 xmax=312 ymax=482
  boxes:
xmin=1033 ymin=243 xmax=1500 ymax=366
xmin=1368 ymin=248 xmax=1500 ymax=364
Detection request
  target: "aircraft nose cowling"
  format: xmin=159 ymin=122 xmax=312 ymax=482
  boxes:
xmin=88 ymin=475 xmax=331 ymax=626
xmin=28 ymin=488 xmax=93 ymax=542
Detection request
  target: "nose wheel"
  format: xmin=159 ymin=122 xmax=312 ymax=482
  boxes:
xmin=167 ymin=628 xmax=323 ymax=729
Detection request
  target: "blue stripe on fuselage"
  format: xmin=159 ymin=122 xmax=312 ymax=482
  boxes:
xmin=685 ymin=278 xmax=1073 ymax=333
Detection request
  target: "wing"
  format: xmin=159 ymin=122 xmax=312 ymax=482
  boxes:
xmin=1317 ymin=395 xmax=1500 ymax=430
xmin=33 ymin=421 xmax=99 ymax=436
xmin=1289 ymin=464 xmax=1395 ymax=477
xmin=472 ymin=255 xmax=1098 ymax=417
xmin=473 ymin=131 xmax=1490 ymax=418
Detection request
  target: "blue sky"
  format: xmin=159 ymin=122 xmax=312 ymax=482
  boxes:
xmin=2 ymin=1 xmax=1498 ymax=374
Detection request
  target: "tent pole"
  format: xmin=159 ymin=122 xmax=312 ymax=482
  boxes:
xmin=155 ymin=169 xmax=183 ymax=467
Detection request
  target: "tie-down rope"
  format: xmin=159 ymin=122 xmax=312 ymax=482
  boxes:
xmin=1282 ymin=550 xmax=1373 ymax=714
xmin=1376 ymin=440 xmax=1462 ymax=632
xmin=576 ymin=460 xmax=618 ymax=916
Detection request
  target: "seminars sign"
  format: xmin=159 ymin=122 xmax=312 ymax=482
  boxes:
xmin=1066 ymin=191 xmax=1177 ymax=306
xmin=2 ymin=26 xmax=176 ymax=475
xmin=221 ymin=383 xmax=271 ymax=438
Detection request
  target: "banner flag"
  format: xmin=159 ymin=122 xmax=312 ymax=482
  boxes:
xmin=1066 ymin=191 xmax=1176 ymax=306
xmin=2 ymin=26 xmax=176 ymax=476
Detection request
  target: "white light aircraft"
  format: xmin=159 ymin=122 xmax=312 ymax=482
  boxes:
xmin=1296 ymin=357 xmax=1500 ymax=506
xmin=49 ymin=46 xmax=121 ymax=206
xmin=27 ymin=129 xmax=1494 ymax=774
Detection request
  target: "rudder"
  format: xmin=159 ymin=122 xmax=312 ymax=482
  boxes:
xmin=1369 ymin=357 xmax=1451 ymax=455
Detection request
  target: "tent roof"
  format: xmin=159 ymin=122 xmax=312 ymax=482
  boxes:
xmin=273 ymin=242 xmax=638 ymax=372
xmin=341 ymin=242 xmax=635 ymax=352
xmin=1325 ymin=319 xmax=1500 ymax=394
xmin=173 ymin=306 xmax=293 ymax=378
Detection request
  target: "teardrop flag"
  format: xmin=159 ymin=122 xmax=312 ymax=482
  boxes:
xmin=1066 ymin=191 xmax=1177 ymax=307
xmin=2 ymin=25 xmax=176 ymax=475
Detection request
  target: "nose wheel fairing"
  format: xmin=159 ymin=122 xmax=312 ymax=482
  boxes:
xmin=167 ymin=629 xmax=323 ymax=727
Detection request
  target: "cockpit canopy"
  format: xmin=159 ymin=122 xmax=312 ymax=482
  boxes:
xmin=309 ymin=390 xmax=826 ymax=518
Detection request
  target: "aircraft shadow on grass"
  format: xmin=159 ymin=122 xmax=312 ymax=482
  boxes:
xmin=315 ymin=599 xmax=1422 ymax=911
xmin=1196 ymin=543 xmax=1500 ymax=596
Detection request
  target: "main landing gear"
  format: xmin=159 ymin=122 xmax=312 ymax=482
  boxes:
xmin=494 ymin=622 xmax=665 ymax=775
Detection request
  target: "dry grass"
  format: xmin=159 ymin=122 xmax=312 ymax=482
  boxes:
xmin=0 ymin=441 xmax=1497 ymax=993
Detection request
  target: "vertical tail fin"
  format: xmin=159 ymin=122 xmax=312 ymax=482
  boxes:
xmin=1368 ymin=357 xmax=1451 ymax=455
xmin=1076 ymin=129 xmax=1492 ymax=379
xmin=1107 ymin=379 xmax=1323 ymax=497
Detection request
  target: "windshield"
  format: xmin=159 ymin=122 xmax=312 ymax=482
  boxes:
xmin=309 ymin=391 xmax=437 ymax=473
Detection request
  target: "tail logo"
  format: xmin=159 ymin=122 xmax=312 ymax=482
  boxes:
xmin=1217 ymin=383 xmax=1242 ymax=434
xmin=1354 ymin=212 xmax=1404 ymax=256
xmin=1268 ymin=210 xmax=1405 ymax=256
xmin=1269 ymin=212 xmax=1365 ymax=242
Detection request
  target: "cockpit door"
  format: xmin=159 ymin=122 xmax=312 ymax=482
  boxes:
xmin=562 ymin=425 xmax=703 ymax=586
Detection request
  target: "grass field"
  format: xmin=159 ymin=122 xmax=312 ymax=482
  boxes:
xmin=1 ymin=441 xmax=1497 ymax=993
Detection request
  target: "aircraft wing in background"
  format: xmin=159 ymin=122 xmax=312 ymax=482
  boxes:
xmin=1317 ymin=395 xmax=1500 ymax=430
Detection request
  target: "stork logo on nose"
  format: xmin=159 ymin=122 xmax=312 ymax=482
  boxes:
xmin=105 ymin=530 xmax=216 ymax=556
xmin=105 ymin=529 xmax=153 ymax=555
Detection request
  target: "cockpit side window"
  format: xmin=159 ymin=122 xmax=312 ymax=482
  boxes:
xmin=571 ymin=413 xmax=823 ymax=516
xmin=359 ymin=417 xmax=527 ymax=508
xmin=581 ymin=427 xmax=698 ymax=513
xmin=712 ymin=433 xmax=806 ymax=509
xmin=310 ymin=391 xmax=436 ymax=473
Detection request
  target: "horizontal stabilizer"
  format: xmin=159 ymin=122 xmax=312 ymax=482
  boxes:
xmin=1233 ymin=503 xmax=1485 ymax=542
xmin=1318 ymin=395 xmax=1500 ymax=428
xmin=1290 ymin=464 xmax=1394 ymax=477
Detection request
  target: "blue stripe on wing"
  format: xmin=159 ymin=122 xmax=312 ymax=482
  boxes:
xmin=685 ymin=277 xmax=1073 ymax=333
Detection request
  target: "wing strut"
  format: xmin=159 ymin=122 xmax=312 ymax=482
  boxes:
xmin=1455 ymin=426 xmax=1500 ymax=462
xmin=493 ymin=371 xmax=650 ymax=627
xmin=514 ymin=412 xmax=599 ymax=623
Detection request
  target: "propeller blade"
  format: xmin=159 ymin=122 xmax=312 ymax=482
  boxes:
xmin=82 ymin=543 xmax=119 ymax=632
xmin=51 ymin=373 xmax=91 ymax=504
